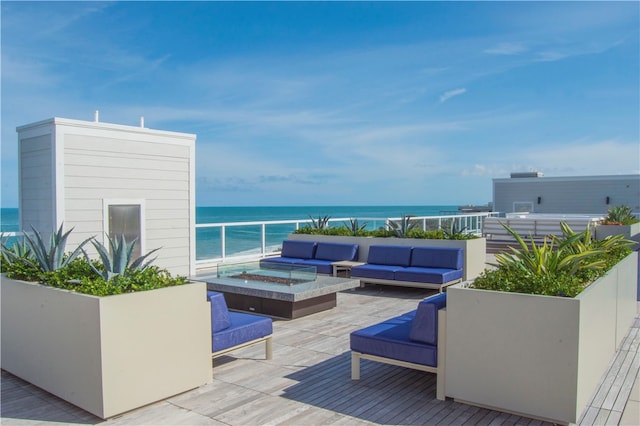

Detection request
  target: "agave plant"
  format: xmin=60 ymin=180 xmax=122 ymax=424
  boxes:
xmin=386 ymin=215 xmax=419 ymax=238
xmin=86 ymin=234 xmax=160 ymax=281
xmin=603 ymin=205 xmax=639 ymax=225
xmin=0 ymin=233 xmax=32 ymax=267
xmin=22 ymin=224 xmax=93 ymax=272
xmin=343 ymin=218 xmax=368 ymax=236
xmin=309 ymin=215 xmax=331 ymax=230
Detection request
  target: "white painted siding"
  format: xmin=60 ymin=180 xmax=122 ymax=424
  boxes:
xmin=17 ymin=118 xmax=196 ymax=276
xmin=493 ymin=175 xmax=640 ymax=215
xmin=19 ymin=133 xmax=54 ymax=233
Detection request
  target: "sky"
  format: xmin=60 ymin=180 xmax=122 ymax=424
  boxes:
xmin=1 ymin=1 xmax=639 ymax=208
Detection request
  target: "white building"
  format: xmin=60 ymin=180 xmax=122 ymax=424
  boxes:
xmin=493 ymin=172 xmax=640 ymax=215
xmin=17 ymin=117 xmax=196 ymax=276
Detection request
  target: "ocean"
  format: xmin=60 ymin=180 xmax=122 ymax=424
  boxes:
xmin=1 ymin=205 xmax=457 ymax=260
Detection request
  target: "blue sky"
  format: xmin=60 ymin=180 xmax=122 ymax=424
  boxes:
xmin=2 ymin=1 xmax=639 ymax=207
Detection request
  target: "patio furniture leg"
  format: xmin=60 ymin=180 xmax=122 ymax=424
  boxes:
xmin=266 ymin=336 xmax=273 ymax=360
xmin=351 ymin=352 xmax=361 ymax=380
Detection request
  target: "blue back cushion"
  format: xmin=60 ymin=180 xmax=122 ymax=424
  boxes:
xmin=207 ymin=291 xmax=231 ymax=332
xmin=410 ymin=247 xmax=463 ymax=270
xmin=409 ymin=293 xmax=447 ymax=345
xmin=281 ymin=240 xmax=317 ymax=259
xmin=315 ymin=242 xmax=359 ymax=261
xmin=367 ymin=245 xmax=412 ymax=267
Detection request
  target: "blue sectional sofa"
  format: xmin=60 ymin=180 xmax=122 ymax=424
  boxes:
xmin=350 ymin=245 xmax=463 ymax=290
xmin=260 ymin=240 xmax=359 ymax=275
xmin=208 ymin=291 xmax=273 ymax=360
xmin=350 ymin=293 xmax=447 ymax=400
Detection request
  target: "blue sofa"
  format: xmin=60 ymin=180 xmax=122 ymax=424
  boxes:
xmin=350 ymin=245 xmax=463 ymax=290
xmin=208 ymin=291 xmax=273 ymax=360
xmin=350 ymin=293 xmax=447 ymax=400
xmin=260 ymin=240 xmax=359 ymax=275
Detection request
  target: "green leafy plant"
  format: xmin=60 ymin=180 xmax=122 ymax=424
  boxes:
xmin=603 ymin=205 xmax=639 ymax=225
xmin=86 ymin=234 xmax=160 ymax=281
xmin=343 ymin=218 xmax=368 ymax=236
xmin=1 ymin=234 xmax=32 ymax=269
xmin=22 ymin=224 xmax=93 ymax=273
xmin=386 ymin=215 xmax=419 ymax=238
xmin=308 ymin=215 xmax=332 ymax=230
xmin=2 ymin=226 xmax=186 ymax=296
xmin=473 ymin=222 xmax=633 ymax=297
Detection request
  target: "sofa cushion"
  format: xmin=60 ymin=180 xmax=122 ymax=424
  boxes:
xmin=394 ymin=267 xmax=463 ymax=285
xmin=351 ymin=264 xmax=402 ymax=281
xmin=409 ymin=293 xmax=447 ymax=345
xmin=260 ymin=257 xmax=306 ymax=268
xmin=207 ymin=291 xmax=231 ymax=333
xmin=281 ymin=240 xmax=317 ymax=259
xmin=350 ymin=312 xmax=437 ymax=367
xmin=410 ymin=247 xmax=463 ymax=270
xmin=314 ymin=242 xmax=359 ymax=261
xmin=212 ymin=311 xmax=273 ymax=353
xmin=293 ymin=259 xmax=333 ymax=275
xmin=367 ymin=245 xmax=412 ymax=267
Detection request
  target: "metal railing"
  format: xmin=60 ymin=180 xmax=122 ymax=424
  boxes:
xmin=195 ymin=212 xmax=499 ymax=269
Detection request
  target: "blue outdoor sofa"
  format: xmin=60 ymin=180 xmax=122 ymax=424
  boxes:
xmin=208 ymin=291 xmax=273 ymax=360
xmin=350 ymin=292 xmax=447 ymax=400
xmin=350 ymin=245 xmax=463 ymax=291
xmin=260 ymin=240 xmax=359 ymax=275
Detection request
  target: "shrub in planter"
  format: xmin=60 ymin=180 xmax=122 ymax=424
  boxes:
xmin=1 ymin=224 xmax=186 ymax=295
xmin=472 ymin=222 xmax=632 ymax=297
xmin=1 ymin=225 xmax=210 ymax=419
xmin=602 ymin=205 xmax=639 ymax=225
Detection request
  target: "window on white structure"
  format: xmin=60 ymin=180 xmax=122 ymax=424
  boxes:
xmin=513 ymin=201 xmax=534 ymax=214
xmin=108 ymin=204 xmax=142 ymax=259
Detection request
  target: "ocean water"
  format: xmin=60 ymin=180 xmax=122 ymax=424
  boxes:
xmin=1 ymin=205 xmax=457 ymax=260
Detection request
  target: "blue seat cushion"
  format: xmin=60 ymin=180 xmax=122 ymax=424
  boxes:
xmin=314 ymin=242 xmax=359 ymax=261
xmin=292 ymin=259 xmax=333 ymax=274
xmin=394 ymin=267 xmax=463 ymax=285
xmin=367 ymin=245 xmax=412 ymax=267
xmin=410 ymin=247 xmax=463 ymax=270
xmin=351 ymin=264 xmax=402 ymax=281
xmin=212 ymin=311 xmax=273 ymax=353
xmin=260 ymin=257 xmax=306 ymax=267
xmin=350 ymin=312 xmax=437 ymax=367
xmin=281 ymin=240 xmax=317 ymax=259
xmin=207 ymin=291 xmax=231 ymax=332
xmin=409 ymin=293 xmax=447 ymax=345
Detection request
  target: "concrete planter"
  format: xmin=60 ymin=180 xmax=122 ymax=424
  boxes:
xmin=287 ymin=234 xmax=486 ymax=281
xmin=595 ymin=223 xmax=640 ymax=250
xmin=1 ymin=278 xmax=212 ymax=419
xmin=445 ymin=252 xmax=638 ymax=424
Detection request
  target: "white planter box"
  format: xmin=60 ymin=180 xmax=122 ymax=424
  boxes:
xmin=596 ymin=223 xmax=640 ymax=251
xmin=288 ymin=234 xmax=486 ymax=281
xmin=445 ymin=252 xmax=638 ymax=424
xmin=1 ymin=278 xmax=212 ymax=419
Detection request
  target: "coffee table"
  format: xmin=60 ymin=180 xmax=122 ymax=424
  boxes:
xmin=196 ymin=261 xmax=361 ymax=319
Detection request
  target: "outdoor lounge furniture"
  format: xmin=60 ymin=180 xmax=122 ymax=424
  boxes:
xmin=350 ymin=245 xmax=463 ymax=290
xmin=260 ymin=240 xmax=359 ymax=275
xmin=350 ymin=292 xmax=447 ymax=400
xmin=207 ymin=291 xmax=273 ymax=359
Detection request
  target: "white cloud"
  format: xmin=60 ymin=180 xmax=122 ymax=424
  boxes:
xmin=484 ymin=42 xmax=528 ymax=55
xmin=439 ymin=88 xmax=467 ymax=103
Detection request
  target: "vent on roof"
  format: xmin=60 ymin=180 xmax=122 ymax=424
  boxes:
xmin=510 ymin=172 xmax=544 ymax=178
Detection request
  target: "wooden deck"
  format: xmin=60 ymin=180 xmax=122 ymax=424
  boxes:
xmin=1 ymin=285 xmax=639 ymax=425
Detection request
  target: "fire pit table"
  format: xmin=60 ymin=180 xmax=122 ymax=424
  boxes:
xmin=196 ymin=261 xmax=361 ymax=319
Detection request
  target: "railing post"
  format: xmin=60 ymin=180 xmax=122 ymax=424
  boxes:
xmin=261 ymin=223 xmax=266 ymax=256
xmin=221 ymin=225 xmax=226 ymax=260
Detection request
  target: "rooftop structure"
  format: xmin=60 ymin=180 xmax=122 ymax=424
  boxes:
xmin=493 ymin=173 xmax=640 ymax=216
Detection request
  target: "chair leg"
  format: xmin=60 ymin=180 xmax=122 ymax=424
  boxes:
xmin=351 ymin=352 xmax=361 ymax=380
xmin=265 ymin=336 xmax=273 ymax=360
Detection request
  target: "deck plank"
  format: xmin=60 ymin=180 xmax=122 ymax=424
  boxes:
xmin=1 ymin=284 xmax=638 ymax=426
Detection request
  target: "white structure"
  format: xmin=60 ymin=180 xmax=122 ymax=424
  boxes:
xmin=493 ymin=173 xmax=640 ymax=215
xmin=17 ymin=117 xmax=196 ymax=276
